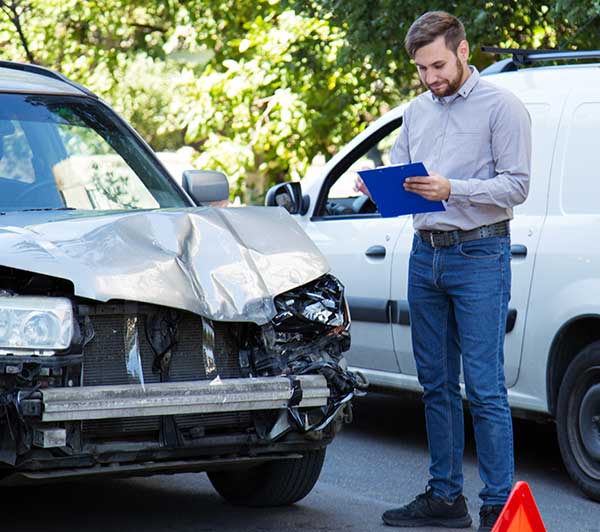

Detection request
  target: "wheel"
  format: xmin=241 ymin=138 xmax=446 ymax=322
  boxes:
xmin=207 ymin=449 xmax=326 ymax=506
xmin=556 ymin=341 xmax=600 ymax=501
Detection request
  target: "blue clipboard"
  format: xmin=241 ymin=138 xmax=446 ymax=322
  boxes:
xmin=357 ymin=162 xmax=446 ymax=217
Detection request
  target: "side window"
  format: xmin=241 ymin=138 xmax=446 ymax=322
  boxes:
xmin=561 ymin=102 xmax=600 ymax=214
xmin=319 ymin=120 xmax=403 ymax=217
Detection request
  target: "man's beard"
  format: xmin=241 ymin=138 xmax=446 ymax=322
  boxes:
xmin=427 ymin=58 xmax=464 ymax=97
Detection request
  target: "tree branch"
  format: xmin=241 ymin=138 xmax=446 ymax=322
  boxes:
xmin=0 ymin=0 xmax=36 ymax=63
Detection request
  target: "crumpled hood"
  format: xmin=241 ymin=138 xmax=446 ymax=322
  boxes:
xmin=0 ymin=207 xmax=329 ymax=324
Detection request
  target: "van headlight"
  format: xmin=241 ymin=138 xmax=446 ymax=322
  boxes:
xmin=0 ymin=297 xmax=73 ymax=353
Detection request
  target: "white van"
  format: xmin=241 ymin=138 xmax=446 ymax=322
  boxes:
xmin=267 ymin=49 xmax=600 ymax=501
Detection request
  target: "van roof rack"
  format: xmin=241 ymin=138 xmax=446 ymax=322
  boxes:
xmin=0 ymin=60 xmax=97 ymax=98
xmin=480 ymin=47 xmax=600 ymax=75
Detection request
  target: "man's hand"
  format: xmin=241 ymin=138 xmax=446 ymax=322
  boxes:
xmin=404 ymin=172 xmax=451 ymax=201
xmin=353 ymin=175 xmax=372 ymax=199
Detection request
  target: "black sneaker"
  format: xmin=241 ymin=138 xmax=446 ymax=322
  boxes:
xmin=478 ymin=505 xmax=504 ymax=532
xmin=382 ymin=488 xmax=472 ymax=528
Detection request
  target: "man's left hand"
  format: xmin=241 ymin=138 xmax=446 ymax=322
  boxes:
xmin=404 ymin=172 xmax=451 ymax=201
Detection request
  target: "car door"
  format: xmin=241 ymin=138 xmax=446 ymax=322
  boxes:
xmin=390 ymin=92 xmax=558 ymax=387
xmin=296 ymin=115 xmax=407 ymax=372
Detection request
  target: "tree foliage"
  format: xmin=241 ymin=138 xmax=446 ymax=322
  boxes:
xmin=0 ymin=1 xmax=599 ymax=202
xmin=295 ymin=1 xmax=600 ymax=94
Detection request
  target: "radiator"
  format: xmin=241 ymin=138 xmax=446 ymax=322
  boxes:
xmin=80 ymin=305 xmax=250 ymax=438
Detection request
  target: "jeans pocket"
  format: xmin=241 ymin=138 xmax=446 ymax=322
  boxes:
xmin=459 ymin=238 xmax=502 ymax=259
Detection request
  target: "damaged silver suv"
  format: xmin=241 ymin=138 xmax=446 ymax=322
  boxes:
xmin=0 ymin=61 xmax=360 ymax=505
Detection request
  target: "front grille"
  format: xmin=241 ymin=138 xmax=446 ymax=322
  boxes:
xmin=82 ymin=310 xmax=242 ymax=386
xmin=80 ymin=305 xmax=250 ymax=438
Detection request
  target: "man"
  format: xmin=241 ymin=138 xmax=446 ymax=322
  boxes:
xmin=377 ymin=11 xmax=531 ymax=532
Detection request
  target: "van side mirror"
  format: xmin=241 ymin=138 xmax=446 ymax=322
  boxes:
xmin=182 ymin=170 xmax=229 ymax=205
xmin=265 ymin=182 xmax=309 ymax=215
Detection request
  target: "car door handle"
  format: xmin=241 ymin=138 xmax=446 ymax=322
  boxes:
xmin=365 ymin=245 xmax=386 ymax=258
xmin=511 ymin=244 xmax=527 ymax=258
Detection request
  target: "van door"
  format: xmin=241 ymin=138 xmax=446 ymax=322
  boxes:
xmin=390 ymin=94 xmax=559 ymax=386
xmin=298 ymin=118 xmax=407 ymax=372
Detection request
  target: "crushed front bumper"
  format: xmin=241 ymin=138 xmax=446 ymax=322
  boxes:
xmin=38 ymin=375 xmax=329 ymax=422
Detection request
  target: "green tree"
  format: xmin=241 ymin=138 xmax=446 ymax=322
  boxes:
xmin=175 ymin=1 xmax=391 ymax=200
xmin=294 ymin=1 xmax=600 ymax=96
xmin=1 ymin=1 xmax=599 ymax=203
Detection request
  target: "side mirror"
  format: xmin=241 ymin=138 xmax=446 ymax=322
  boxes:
xmin=265 ymin=182 xmax=309 ymax=215
xmin=182 ymin=170 xmax=229 ymax=205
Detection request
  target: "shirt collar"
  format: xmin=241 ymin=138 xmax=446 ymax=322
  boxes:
xmin=431 ymin=65 xmax=480 ymax=104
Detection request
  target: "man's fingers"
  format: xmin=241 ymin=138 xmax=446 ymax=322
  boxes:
xmin=404 ymin=176 xmax=431 ymax=184
xmin=404 ymin=183 xmax=434 ymax=192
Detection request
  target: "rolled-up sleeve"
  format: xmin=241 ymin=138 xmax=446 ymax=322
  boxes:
xmin=449 ymin=93 xmax=531 ymax=208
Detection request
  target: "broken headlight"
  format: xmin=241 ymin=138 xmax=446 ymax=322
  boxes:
xmin=0 ymin=296 xmax=73 ymax=354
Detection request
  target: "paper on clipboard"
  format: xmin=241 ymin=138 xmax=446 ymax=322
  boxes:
xmin=357 ymin=162 xmax=446 ymax=217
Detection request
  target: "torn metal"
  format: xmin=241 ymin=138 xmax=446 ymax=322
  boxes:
xmin=0 ymin=207 xmax=328 ymax=324
xmin=244 ymin=274 xmax=366 ymax=439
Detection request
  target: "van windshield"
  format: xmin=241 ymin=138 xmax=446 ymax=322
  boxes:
xmin=0 ymin=94 xmax=189 ymax=211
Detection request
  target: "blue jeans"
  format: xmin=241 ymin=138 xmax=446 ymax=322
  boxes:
xmin=407 ymin=233 xmax=514 ymax=506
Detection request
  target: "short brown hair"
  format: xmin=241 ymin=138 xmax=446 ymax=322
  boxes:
xmin=404 ymin=11 xmax=466 ymax=58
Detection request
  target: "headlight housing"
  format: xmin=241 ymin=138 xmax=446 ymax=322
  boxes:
xmin=0 ymin=296 xmax=74 ymax=354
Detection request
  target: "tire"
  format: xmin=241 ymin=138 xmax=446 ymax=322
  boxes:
xmin=556 ymin=341 xmax=600 ymax=501
xmin=207 ymin=449 xmax=326 ymax=506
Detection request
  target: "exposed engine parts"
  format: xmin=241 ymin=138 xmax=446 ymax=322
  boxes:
xmin=245 ymin=274 xmax=365 ymax=438
xmin=0 ymin=272 xmax=361 ymax=472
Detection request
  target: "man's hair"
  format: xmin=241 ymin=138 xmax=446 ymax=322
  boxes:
xmin=404 ymin=11 xmax=466 ymax=58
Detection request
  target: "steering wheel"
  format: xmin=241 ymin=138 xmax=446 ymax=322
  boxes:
xmin=13 ymin=181 xmax=63 ymax=208
xmin=352 ymin=194 xmax=377 ymax=214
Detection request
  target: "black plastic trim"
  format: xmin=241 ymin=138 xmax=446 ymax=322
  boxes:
xmin=347 ymin=297 xmax=389 ymax=324
xmin=0 ymin=354 xmax=83 ymax=368
xmin=349 ymin=296 xmax=517 ymax=333
xmin=506 ymin=309 xmax=517 ymax=333
xmin=480 ymin=47 xmax=600 ymax=74
xmin=310 ymin=213 xmax=382 ymax=222
xmin=365 ymin=245 xmax=386 ymax=258
xmin=389 ymin=300 xmax=411 ymax=326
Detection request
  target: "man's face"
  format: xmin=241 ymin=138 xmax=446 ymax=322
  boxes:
xmin=413 ymin=35 xmax=469 ymax=97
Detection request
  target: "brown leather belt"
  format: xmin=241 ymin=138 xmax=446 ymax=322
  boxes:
xmin=418 ymin=220 xmax=510 ymax=248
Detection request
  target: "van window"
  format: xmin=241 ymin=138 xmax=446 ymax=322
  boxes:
xmin=561 ymin=102 xmax=600 ymax=214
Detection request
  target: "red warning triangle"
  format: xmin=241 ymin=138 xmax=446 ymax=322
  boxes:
xmin=492 ymin=481 xmax=547 ymax=532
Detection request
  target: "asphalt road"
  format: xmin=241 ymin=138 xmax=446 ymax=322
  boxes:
xmin=3 ymin=393 xmax=599 ymax=531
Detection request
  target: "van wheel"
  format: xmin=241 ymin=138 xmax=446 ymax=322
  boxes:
xmin=207 ymin=449 xmax=326 ymax=506
xmin=557 ymin=342 xmax=600 ymax=501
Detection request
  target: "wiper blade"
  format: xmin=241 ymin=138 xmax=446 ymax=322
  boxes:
xmin=20 ymin=207 xmax=77 ymax=212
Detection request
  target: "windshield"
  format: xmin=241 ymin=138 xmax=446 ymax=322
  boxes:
xmin=0 ymin=93 xmax=189 ymax=211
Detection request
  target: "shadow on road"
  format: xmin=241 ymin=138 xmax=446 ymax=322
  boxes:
xmin=1 ymin=475 xmax=338 ymax=532
xmin=347 ymin=391 xmax=565 ymax=477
